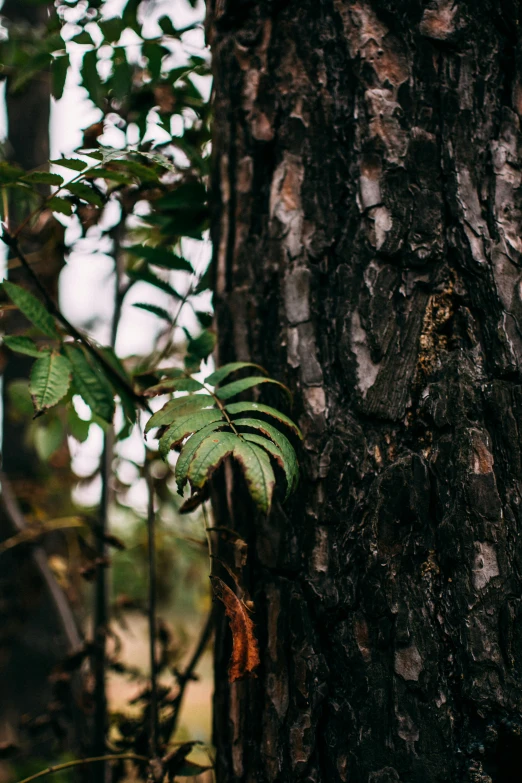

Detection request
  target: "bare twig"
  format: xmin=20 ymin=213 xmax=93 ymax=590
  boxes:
xmin=0 ymin=471 xmax=82 ymax=652
xmin=92 ymin=215 xmax=129 ymax=780
xmin=164 ymin=606 xmax=215 ymax=741
xmin=92 ymin=429 xmax=113 ymax=779
xmin=14 ymin=753 xmax=149 ymax=783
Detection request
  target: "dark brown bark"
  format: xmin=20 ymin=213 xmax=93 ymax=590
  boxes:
xmin=209 ymin=1 xmax=522 ymax=781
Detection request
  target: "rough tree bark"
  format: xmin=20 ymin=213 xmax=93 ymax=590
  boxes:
xmin=209 ymin=1 xmax=522 ymax=781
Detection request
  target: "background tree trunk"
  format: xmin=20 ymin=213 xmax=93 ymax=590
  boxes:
xmin=209 ymin=1 xmax=522 ymax=781
xmin=0 ymin=0 xmax=80 ymax=758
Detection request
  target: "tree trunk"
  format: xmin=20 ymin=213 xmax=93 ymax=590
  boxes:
xmin=0 ymin=0 xmax=80 ymax=758
xmin=209 ymin=2 xmax=522 ymax=781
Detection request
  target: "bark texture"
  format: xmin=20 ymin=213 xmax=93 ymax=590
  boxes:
xmin=209 ymin=1 xmax=522 ymax=781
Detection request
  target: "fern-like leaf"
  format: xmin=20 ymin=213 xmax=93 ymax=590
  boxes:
xmin=147 ymin=365 xmax=300 ymax=512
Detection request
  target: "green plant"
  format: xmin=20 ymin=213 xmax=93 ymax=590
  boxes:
xmin=0 ymin=1 xmax=300 ymax=779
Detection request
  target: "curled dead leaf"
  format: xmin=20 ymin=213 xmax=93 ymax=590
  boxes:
xmin=210 ymin=576 xmax=260 ymax=681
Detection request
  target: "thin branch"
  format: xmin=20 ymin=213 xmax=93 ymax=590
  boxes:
xmin=92 ymin=428 xmax=113 ymax=776
xmin=15 ymin=753 xmax=149 ymax=783
xmin=144 ymin=459 xmax=159 ymax=761
xmin=92 ymin=213 xmax=127 ymax=779
xmin=0 ymin=471 xmax=82 ymax=652
xmin=0 ymin=229 xmax=149 ymax=412
xmin=164 ymin=606 xmax=215 ymax=741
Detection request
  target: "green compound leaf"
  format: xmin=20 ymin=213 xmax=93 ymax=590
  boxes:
xmin=145 ymin=394 xmax=215 ymax=434
xmin=145 ymin=376 xmax=204 ymax=397
xmin=216 ymin=376 xmax=292 ymax=402
xmin=30 ymin=352 xmax=72 ymax=414
xmin=231 ymin=439 xmax=275 ymax=514
xmin=64 ymin=344 xmax=115 ymax=424
xmin=146 ymin=364 xmax=300 ymax=511
xmin=175 ymin=420 xmax=231 ymax=493
xmin=2 ymin=281 xmax=58 ymax=339
xmin=3 ymin=336 xmax=47 ymax=358
xmin=225 ymin=401 xmax=303 ymax=439
xmin=159 ymin=408 xmax=224 ymax=459
xmin=235 ymin=419 xmax=299 ymax=496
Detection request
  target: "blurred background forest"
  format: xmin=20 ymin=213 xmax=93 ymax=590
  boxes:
xmin=0 ymin=0 xmax=215 ymax=780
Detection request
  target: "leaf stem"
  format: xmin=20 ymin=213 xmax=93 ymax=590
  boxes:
xmin=200 ymin=380 xmax=240 ymax=436
xmin=14 ymin=754 xmax=148 ymax=783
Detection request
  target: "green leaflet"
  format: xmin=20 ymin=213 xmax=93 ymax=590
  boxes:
xmin=3 ymin=336 xmax=47 ymax=358
xmin=204 ymin=362 xmax=266 ymax=387
xmin=159 ymin=408 xmax=224 ymax=459
xmin=187 ymin=431 xmax=238 ymax=488
xmin=51 ymin=54 xmax=70 ymax=100
xmin=175 ymin=420 xmax=231 ymax=493
xmin=234 ymin=417 xmax=299 ymax=492
xmin=127 ymin=267 xmax=182 ymax=299
xmin=216 ymin=376 xmax=291 ymax=402
xmin=145 ymin=377 xmax=204 ymax=397
xmin=126 ymin=245 xmax=193 ymax=273
xmin=132 ymin=303 xmax=173 ymax=323
xmin=50 ymin=157 xmax=88 ymax=172
xmin=64 ymin=344 xmax=115 ymax=424
xmin=241 ymin=432 xmax=295 ymax=500
xmin=231 ymin=440 xmax=275 ymax=514
xmin=2 ymin=281 xmax=58 ymax=339
xmin=145 ymin=394 xmax=215 ymax=434
xmin=30 ymin=352 xmax=72 ymax=413
xmin=47 ymin=197 xmax=73 ymax=216
xmin=22 ymin=171 xmax=64 ymax=186
xmin=225 ymin=401 xmax=302 ymax=439
xmin=67 ymin=181 xmax=104 ymax=207
xmin=185 ymin=432 xmax=275 ymax=513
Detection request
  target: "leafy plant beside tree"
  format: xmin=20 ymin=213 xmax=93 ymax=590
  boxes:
xmin=0 ymin=1 xmax=301 ymax=779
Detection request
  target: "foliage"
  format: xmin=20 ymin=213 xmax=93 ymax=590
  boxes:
xmin=0 ymin=0 xmax=300 ymax=778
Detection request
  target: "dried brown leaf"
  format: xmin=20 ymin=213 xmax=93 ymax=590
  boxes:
xmin=210 ymin=576 xmax=260 ymax=681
